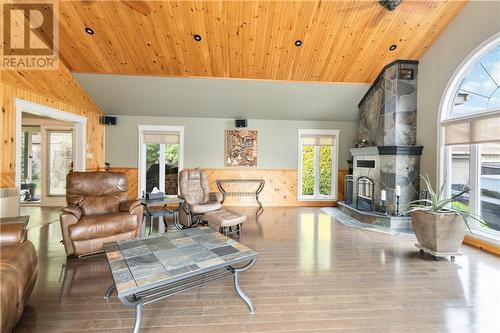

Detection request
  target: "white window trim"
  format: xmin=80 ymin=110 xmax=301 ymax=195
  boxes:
xmin=137 ymin=124 xmax=184 ymax=198
xmin=297 ymin=129 xmax=339 ymax=201
xmin=437 ymin=32 xmax=500 ymax=243
xmin=437 ymin=32 xmax=499 ymax=188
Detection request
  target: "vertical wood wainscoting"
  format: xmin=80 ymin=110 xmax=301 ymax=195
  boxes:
xmin=111 ymin=167 xmax=347 ymax=207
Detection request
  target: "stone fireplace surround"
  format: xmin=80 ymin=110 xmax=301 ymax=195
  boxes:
xmin=339 ymin=60 xmax=423 ymax=230
xmin=350 ymin=145 xmax=423 ymax=215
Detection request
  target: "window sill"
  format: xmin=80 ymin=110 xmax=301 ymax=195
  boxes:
xmin=464 ymin=229 xmax=500 ymax=256
xmin=298 ymin=197 xmax=337 ymax=201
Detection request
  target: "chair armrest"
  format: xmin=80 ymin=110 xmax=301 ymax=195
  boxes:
xmin=61 ymin=205 xmax=82 ymax=220
xmin=0 ymin=223 xmax=27 ymax=244
xmin=209 ymin=192 xmax=223 ymax=203
xmin=119 ymin=200 xmax=142 ymax=213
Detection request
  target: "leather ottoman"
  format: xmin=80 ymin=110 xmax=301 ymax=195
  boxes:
xmin=204 ymin=209 xmax=247 ymax=236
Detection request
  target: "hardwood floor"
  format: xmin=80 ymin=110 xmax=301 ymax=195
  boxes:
xmin=16 ymin=207 xmax=500 ymax=333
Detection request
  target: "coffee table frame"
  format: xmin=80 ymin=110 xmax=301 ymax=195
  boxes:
xmin=104 ymin=257 xmax=257 ymax=333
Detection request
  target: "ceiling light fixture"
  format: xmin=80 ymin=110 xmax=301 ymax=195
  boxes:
xmin=294 ymin=40 xmax=303 ymax=47
xmin=389 ymin=44 xmax=397 ymax=51
xmin=85 ymin=27 xmax=94 ymax=35
xmin=193 ymin=34 xmax=202 ymax=42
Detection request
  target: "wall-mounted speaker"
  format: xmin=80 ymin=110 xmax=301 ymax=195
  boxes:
xmin=235 ymin=119 xmax=247 ymax=128
xmin=101 ymin=116 xmax=117 ymax=125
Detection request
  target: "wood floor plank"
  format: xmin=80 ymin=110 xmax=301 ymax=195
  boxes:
xmin=15 ymin=206 xmax=500 ymax=333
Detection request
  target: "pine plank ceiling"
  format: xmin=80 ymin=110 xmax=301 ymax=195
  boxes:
xmin=59 ymin=0 xmax=467 ymax=84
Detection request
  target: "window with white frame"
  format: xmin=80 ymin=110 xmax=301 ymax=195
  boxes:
xmin=439 ymin=36 xmax=500 ymax=238
xmin=298 ymin=129 xmax=339 ymax=200
xmin=138 ymin=125 xmax=184 ymax=197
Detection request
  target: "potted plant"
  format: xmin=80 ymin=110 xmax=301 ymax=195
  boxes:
xmin=406 ymin=175 xmax=485 ymax=260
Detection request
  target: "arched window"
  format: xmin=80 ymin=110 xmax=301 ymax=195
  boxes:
xmin=439 ymin=34 xmax=500 ymax=239
xmin=451 ymin=45 xmax=500 ymax=118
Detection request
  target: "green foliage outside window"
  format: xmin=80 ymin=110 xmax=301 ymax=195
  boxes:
xmin=166 ymin=144 xmax=179 ymax=164
xmin=319 ymin=146 xmax=332 ymax=195
xmin=146 ymin=143 xmax=180 ymax=166
xmin=302 ymin=146 xmax=314 ymax=195
xmin=302 ymin=145 xmax=333 ymax=196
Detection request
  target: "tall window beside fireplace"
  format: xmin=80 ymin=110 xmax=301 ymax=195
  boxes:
xmin=439 ymin=36 xmax=500 ymax=240
xmin=298 ymin=129 xmax=339 ymax=201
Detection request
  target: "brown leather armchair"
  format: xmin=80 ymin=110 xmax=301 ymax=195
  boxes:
xmin=60 ymin=172 xmax=143 ymax=257
xmin=178 ymin=169 xmax=223 ymax=228
xmin=0 ymin=220 xmax=38 ymax=333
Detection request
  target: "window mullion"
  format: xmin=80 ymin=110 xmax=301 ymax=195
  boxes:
xmin=443 ymin=146 xmax=452 ymax=200
xmin=331 ymin=145 xmax=335 ymax=196
xmin=314 ymin=145 xmax=320 ymax=198
xmin=159 ymin=144 xmax=166 ymax=193
xmin=469 ymin=144 xmax=481 ymax=228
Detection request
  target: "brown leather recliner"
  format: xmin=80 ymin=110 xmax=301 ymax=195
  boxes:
xmin=0 ymin=221 xmax=38 ymax=333
xmin=60 ymin=172 xmax=143 ymax=257
xmin=178 ymin=169 xmax=223 ymax=228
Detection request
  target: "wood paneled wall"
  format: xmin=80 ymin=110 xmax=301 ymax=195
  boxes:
xmin=113 ymin=166 xmax=347 ymax=207
xmin=202 ymin=168 xmax=348 ymax=207
xmin=108 ymin=167 xmax=139 ymax=200
xmin=0 ymin=66 xmax=105 ymax=189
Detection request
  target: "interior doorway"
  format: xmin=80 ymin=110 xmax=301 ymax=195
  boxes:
xmin=16 ymin=99 xmax=87 ymax=207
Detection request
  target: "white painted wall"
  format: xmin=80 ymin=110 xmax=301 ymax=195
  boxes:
xmin=417 ymin=0 xmax=500 ymax=185
xmin=105 ymin=115 xmax=357 ymax=170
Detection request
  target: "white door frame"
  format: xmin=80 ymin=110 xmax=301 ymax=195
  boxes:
xmin=15 ymin=98 xmax=87 ymax=190
xmin=137 ymin=125 xmax=185 ymax=198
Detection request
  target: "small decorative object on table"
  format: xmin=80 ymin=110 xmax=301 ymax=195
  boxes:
xmin=145 ymin=187 xmax=164 ymax=200
xmin=394 ymin=185 xmax=401 ymax=216
xmin=377 ymin=189 xmax=387 ymax=214
xmin=140 ymin=195 xmax=185 ymax=235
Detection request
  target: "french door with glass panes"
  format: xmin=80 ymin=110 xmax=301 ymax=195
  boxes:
xmin=298 ymin=129 xmax=339 ymax=200
xmin=41 ymin=126 xmax=74 ymax=206
xmin=138 ymin=126 xmax=184 ymax=198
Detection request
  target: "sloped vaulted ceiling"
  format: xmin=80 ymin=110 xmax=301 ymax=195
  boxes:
xmin=60 ymin=0 xmax=467 ymax=83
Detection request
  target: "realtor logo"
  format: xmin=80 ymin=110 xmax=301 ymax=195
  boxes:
xmin=1 ymin=0 xmax=59 ymax=69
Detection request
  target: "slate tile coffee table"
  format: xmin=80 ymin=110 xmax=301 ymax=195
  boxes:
xmin=103 ymin=226 xmax=258 ymax=333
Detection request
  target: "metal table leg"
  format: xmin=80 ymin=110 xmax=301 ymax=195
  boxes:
xmin=133 ymin=303 xmax=143 ymax=333
xmin=173 ymin=211 xmax=182 ymax=230
xmin=104 ymin=284 xmax=115 ymax=300
xmin=230 ymin=258 xmax=257 ymax=314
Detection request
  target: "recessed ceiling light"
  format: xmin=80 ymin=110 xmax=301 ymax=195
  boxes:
xmin=389 ymin=44 xmax=397 ymax=51
xmin=295 ymin=40 xmax=303 ymax=47
xmin=85 ymin=27 xmax=94 ymax=35
xmin=193 ymin=34 xmax=202 ymax=42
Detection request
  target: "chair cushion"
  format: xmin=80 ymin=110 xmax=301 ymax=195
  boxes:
xmin=69 ymin=212 xmax=138 ymax=241
xmin=179 ymin=169 xmax=210 ymax=204
xmin=204 ymin=209 xmax=247 ymax=227
xmin=78 ymin=194 xmax=122 ymax=216
xmin=191 ymin=201 xmax=222 ymax=214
